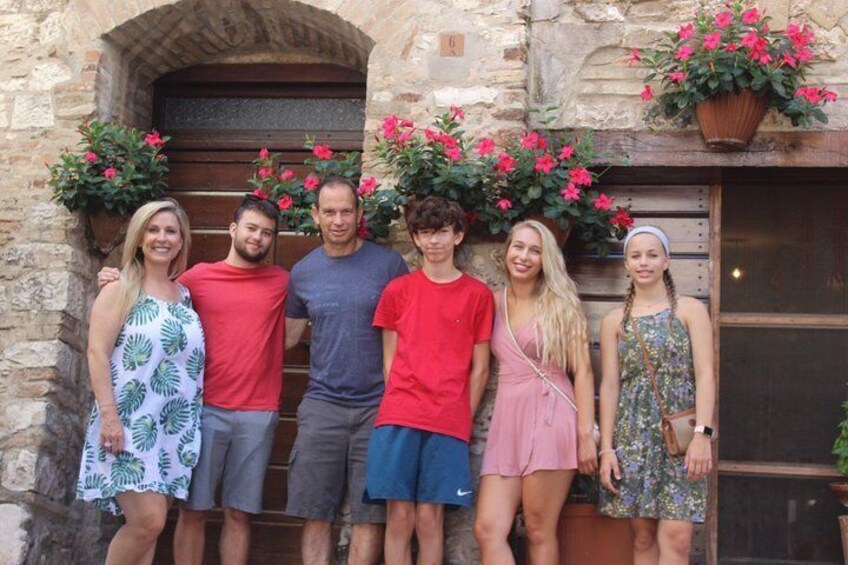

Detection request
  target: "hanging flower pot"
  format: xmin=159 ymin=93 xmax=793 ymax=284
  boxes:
xmin=88 ymin=209 xmax=128 ymax=255
xmin=695 ymin=90 xmax=768 ymax=151
xmin=529 ymin=215 xmax=572 ymax=249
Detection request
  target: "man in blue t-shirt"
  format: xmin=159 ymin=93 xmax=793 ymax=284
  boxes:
xmin=284 ymin=177 xmax=408 ymax=565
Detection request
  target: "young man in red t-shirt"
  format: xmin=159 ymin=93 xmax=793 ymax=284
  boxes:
xmin=364 ymin=196 xmax=494 ymax=565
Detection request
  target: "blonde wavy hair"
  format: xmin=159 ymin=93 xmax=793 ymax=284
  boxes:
xmin=504 ymin=220 xmax=587 ymax=372
xmin=116 ymin=199 xmax=191 ymax=323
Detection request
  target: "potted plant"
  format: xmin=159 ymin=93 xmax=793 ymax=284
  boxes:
xmin=635 ymin=0 xmax=837 ymax=150
xmin=48 ymin=120 xmax=170 ymax=253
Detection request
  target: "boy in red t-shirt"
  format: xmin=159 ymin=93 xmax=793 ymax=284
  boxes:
xmin=365 ymin=196 xmax=494 ymax=564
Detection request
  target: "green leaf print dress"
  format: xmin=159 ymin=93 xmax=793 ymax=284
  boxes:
xmin=77 ymin=286 xmax=205 ymax=515
xmin=598 ymin=309 xmax=707 ymax=522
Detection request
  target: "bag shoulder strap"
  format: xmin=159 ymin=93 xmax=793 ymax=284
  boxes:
xmin=629 ymin=315 xmax=669 ymax=420
xmin=502 ymin=288 xmax=578 ymax=413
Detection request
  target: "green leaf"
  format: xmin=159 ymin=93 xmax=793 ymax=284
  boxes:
xmin=110 ymin=452 xmax=145 ymax=486
xmin=150 ymin=360 xmax=181 ymax=396
xmin=160 ymin=318 xmax=188 ymax=356
xmin=127 ymin=297 xmax=159 ymax=326
xmin=117 ymin=379 xmax=146 ymax=416
xmin=131 ymin=415 xmax=157 ymax=452
xmin=159 ymin=397 xmax=190 ymax=435
xmin=121 ymin=334 xmax=153 ymax=371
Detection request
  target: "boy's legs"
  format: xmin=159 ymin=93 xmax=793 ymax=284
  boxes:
xmin=414 ymin=502 xmax=444 ymax=565
xmin=385 ymin=500 xmax=416 ymax=565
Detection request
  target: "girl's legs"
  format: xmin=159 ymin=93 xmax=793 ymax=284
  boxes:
xmin=630 ymin=518 xmax=659 ymax=565
xmin=521 ymin=470 xmax=574 ymax=565
xmin=657 ymin=519 xmax=693 ymax=565
xmin=474 ymin=475 xmax=522 ymax=564
xmin=106 ymin=491 xmax=169 ymax=565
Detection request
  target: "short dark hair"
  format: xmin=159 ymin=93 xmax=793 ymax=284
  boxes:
xmin=315 ymin=176 xmax=360 ymax=209
xmin=233 ymin=193 xmax=280 ymax=230
xmin=406 ymin=196 xmax=468 ymax=236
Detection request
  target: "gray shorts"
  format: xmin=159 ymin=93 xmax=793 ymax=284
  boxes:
xmin=183 ymin=405 xmax=279 ymax=514
xmin=286 ymin=397 xmax=385 ymax=523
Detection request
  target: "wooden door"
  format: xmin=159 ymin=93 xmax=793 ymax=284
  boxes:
xmin=151 ymin=63 xmax=365 ymax=564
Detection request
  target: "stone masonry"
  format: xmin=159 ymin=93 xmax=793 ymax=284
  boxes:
xmin=0 ymin=0 xmax=844 ymax=563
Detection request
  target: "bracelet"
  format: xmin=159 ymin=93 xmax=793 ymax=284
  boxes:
xmin=98 ymin=403 xmax=116 ymax=410
xmin=598 ymin=449 xmax=617 ymax=456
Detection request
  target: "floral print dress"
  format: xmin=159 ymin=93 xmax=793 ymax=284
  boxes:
xmin=76 ymin=286 xmax=205 ymax=515
xmin=598 ymin=309 xmax=707 ymax=522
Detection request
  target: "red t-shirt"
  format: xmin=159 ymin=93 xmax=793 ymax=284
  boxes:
xmin=373 ymin=269 xmax=494 ymax=442
xmin=179 ymin=261 xmax=289 ymax=411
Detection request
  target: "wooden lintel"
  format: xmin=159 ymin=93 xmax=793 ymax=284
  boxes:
xmin=719 ymin=460 xmax=841 ymax=479
xmin=589 ymin=130 xmax=848 ymax=168
xmin=720 ymin=313 xmax=848 ymax=329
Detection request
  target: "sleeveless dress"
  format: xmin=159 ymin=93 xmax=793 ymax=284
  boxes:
xmin=598 ymin=309 xmax=706 ymax=522
xmin=481 ymin=291 xmax=578 ymax=476
xmin=76 ymin=286 xmax=205 ymax=515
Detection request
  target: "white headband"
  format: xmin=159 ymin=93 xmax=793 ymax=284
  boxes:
xmin=623 ymin=226 xmax=671 ymax=255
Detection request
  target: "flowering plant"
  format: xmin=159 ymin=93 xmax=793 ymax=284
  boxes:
xmin=48 ymin=120 xmax=169 ymax=216
xmin=635 ymin=0 xmax=837 ymax=126
xmin=248 ymin=139 xmax=404 ymax=241
xmin=375 ymin=107 xmax=632 ymax=255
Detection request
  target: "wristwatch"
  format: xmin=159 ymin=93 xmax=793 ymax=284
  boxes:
xmin=694 ymin=425 xmax=713 ymax=437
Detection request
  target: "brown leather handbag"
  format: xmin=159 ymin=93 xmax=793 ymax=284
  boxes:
xmin=630 ymin=316 xmax=696 ymax=457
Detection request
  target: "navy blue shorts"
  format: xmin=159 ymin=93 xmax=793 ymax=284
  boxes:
xmin=363 ymin=425 xmax=473 ymax=508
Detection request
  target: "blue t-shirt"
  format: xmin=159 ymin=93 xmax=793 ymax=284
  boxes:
xmin=287 ymin=240 xmax=409 ymax=406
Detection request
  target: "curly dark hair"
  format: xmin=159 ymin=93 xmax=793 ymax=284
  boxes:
xmin=406 ymin=196 xmax=468 ymax=236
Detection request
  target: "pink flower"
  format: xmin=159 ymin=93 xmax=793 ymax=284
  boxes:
xmin=494 ymin=153 xmax=517 ymax=175
xmin=823 ymin=89 xmax=838 ymax=103
xmin=313 ymin=144 xmax=333 ymax=160
xmin=627 ymin=48 xmax=641 ymax=66
xmin=83 ymin=152 xmax=98 ymax=164
xmin=277 ymin=195 xmax=293 ymax=210
xmin=560 ymin=182 xmax=580 ymax=202
xmin=396 ymin=132 xmax=413 ymax=145
xmin=251 ymin=188 xmax=268 ymax=199
xmin=558 ymin=145 xmax=574 ymax=160
xmin=678 ymin=23 xmax=694 ymax=40
xmin=675 ymin=46 xmax=694 ymax=61
xmin=742 ymin=7 xmax=760 ymax=24
xmin=258 ymin=167 xmax=275 ymax=179
xmin=569 ymin=167 xmax=592 ymax=187
xmin=741 ymin=31 xmax=760 ymax=50
xmin=757 ymin=52 xmax=772 ymax=65
xmin=381 ymin=115 xmax=400 ymax=140
xmin=424 ymin=128 xmax=439 ymax=143
xmin=781 ymin=51 xmax=797 ymax=68
xmin=610 ymin=207 xmax=634 ymax=229
xmin=259 ymin=147 xmax=270 ymax=159
xmin=785 ymin=23 xmax=814 ymax=50
xmin=144 ymin=130 xmax=165 ymax=148
xmin=476 ymin=137 xmax=496 ymax=156
xmin=796 ymin=48 xmax=813 ymax=63
xmin=103 ymin=167 xmax=117 ymax=179
xmin=358 ymin=176 xmax=378 ymax=196
xmin=669 ymin=71 xmax=686 ymax=83
xmin=304 ymin=175 xmax=320 ymax=191
xmin=703 ymin=32 xmax=721 ymax=51
xmin=401 ymin=119 xmax=414 ymax=128
xmin=724 ymin=42 xmax=739 ymax=53
xmin=714 ymin=11 xmax=733 ymax=29
xmin=534 ymin=154 xmax=557 ymax=174
xmin=520 ymin=132 xmax=547 ymax=150
xmin=280 ymin=169 xmax=295 ymax=181
xmin=593 ymin=193 xmax=614 ymax=211
xmin=496 ymin=198 xmax=513 ymax=213
xmin=450 ymin=105 xmax=465 ymax=121
xmin=357 ymin=217 xmax=370 ymax=239
xmin=640 ymin=84 xmax=654 ymax=101
xmin=445 ymin=146 xmax=463 ymax=161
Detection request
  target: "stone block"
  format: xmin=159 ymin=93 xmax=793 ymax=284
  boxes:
xmin=0 ymin=504 xmax=27 ymax=565
xmin=806 ymin=1 xmax=848 ymax=30
xmin=38 ymin=11 xmax=62 ymax=46
xmin=433 ymin=86 xmax=500 ymax=106
xmin=11 ymin=94 xmax=54 ymax=129
xmin=0 ymin=14 xmax=37 ymax=47
xmin=1 ymin=399 xmax=48 ymax=434
xmin=29 ymin=62 xmax=71 ymax=90
xmin=575 ymin=3 xmax=625 ymax=23
xmin=11 ymin=271 xmax=82 ymax=317
xmin=2 ymin=340 xmax=74 ymax=375
xmin=2 ymin=448 xmax=36 ymax=491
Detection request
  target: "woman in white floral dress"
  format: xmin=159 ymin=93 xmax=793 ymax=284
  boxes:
xmin=77 ymin=199 xmax=204 ymax=565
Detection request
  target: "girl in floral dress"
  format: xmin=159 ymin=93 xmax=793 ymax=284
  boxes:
xmin=598 ymin=226 xmax=714 ymax=564
xmin=77 ymin=199 xmax=204 ymax=565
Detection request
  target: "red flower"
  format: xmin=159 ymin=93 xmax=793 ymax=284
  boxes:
xmin=678 ymin=23 xmax=694 ymax=40
xmin=534 ymin=154 xmax=557 ymax=174
xmin=251 ymin=188 xmax=268 ymax=199
xmin=742 ymin=7 xmax=760 ymax=24
xmin=304 ymin=175 xmax=320 ymax=191
xmin=640 ymin=84 xmax=654 ymax=101
xmin=520 ymin=132 xmax=547 ymax=150
xmin=569 ymin=167 xmax=592 ymax=187
xmin=593 ymin=193 xmax=614 ymax=211
xmin=258 ymin=167 xmax=275 ymax=179
xmin=401 ymin=119 xmax=414 ymax=128
xmin=669 ymin=71 xmax=686 ymax=83
xmin=83 ymin=152 xmax=98 ymax=164
xmin=724 ymin=42 xmax=739 ymax=52
xmin=476 ymin=137 xmax=496 ymax=156
xmin=144 ymin=130 xmax=165 ymax=148
xmin=358 ymin=176 xmax=378 ymax=196
xmin=558 ymin=145 xmax=574 ymax=160
xmin=445 ymin=146 xmax=463 ymax=161
xmin=560 ymin=183 xmax=580 ymax=202
xmin=627 ymin=48 xmax=641 ymax=66
xmin=496 ymin=198 xmax=513 ymax=212
xmin=449 ymin=105 xmax=465 ymax=121
xmin=280 ymin=169 xmax=295 ymax=181
xmin=494 ymin=153 xmax=517 ymax=175
xmin=277 ymin=195 xmax=293 ymax=210
xmin=396 ymin=132 xmax=413 ymax=145
xmin=466 ymin=211 xmax=478 ymax=225
xmin=258 ymin=147 xmax=270 ymax=159
xmin=796 ymin=48 xmax=813 ymax=63
xmin=675 ymin=46 xmax=694 ymax=61
xmin=424 ymin=128 xmax=439 ymax=143
xmin=381 ymin=115 xmax=400 ymax=140
xmin=781 ymin=51 xmax=797 ymax=68
xmin=785 ymin=23 xmax=814 ymax=50
xmin=714 ymin=11 xmax=733 ymax=29
xmin=823 ymin=89 xmax=838 ymax=103
xmin=103 ymin=167 xmax=117 ymax=179
xmin=757 ymin=52 xmax=772 ymax=65
xmin=313 ymin=144 xmax=333 ymax=160
xmin=357 ymin=217 xmax=371 ymax=239
xmin=703 ymin=32 xmax=721 ymax=51
xmin=741 ymin=31 xmax=761 ymax=50
xmin=610 ymin=207 xmax=634 ymax=228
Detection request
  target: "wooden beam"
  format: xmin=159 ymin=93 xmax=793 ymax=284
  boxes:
xmin=720 ymin=313 xmax=848 ymax=329
xmin=718 ymin=460 xmax=841 ymax=479
xmin=590 ymin=131 xmax=848 ymax=168
xmin=707 ymin=176 xmax=721 ymax=565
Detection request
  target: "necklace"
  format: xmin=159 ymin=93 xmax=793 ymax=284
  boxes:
xmin=632 ymin=298 xmax=668 ymax=310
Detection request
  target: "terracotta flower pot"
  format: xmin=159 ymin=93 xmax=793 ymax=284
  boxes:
xmin=528 ymin=215 xmax=572 ymax=249
xmin=88 ymin=209 xmax=128 ymax=255
xmin=695 ymin=90 xmax=768 ymax=151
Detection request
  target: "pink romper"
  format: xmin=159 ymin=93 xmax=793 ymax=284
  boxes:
xmin=480 ymin=292 xmax=579 ymax=476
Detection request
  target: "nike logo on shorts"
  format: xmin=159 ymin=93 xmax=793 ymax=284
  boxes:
xmin=456 ymin=488 xmax=472 ymax=496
